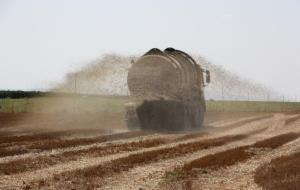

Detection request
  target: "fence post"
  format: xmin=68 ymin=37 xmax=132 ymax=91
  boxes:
xmin=12 ymin=100 xmax=14 ymax=113
xmin=221 ymin=83 xmax=225 ymax=111
xmin=282 ymin=95 xmax=285 ymax=112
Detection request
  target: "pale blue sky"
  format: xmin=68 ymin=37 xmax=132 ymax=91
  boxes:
xmin=0 ymin=0 xmax=299 ymax=98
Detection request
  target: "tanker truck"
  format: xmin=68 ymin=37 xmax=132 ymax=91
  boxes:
xmin=126 ymin=48 xmax=210 ymax=131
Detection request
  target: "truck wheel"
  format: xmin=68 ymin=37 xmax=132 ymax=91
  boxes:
xmin=126 ymin=117 xmax=140 ymax=130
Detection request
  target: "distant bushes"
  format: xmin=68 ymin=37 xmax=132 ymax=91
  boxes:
xmin=0 ymin=90 xmax=48 ymax=99
xmin=0 ymin=90 xmax=129 ymax=99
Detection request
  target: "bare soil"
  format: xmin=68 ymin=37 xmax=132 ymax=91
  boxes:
xmin=0 ymin=111 xmax=299 ymax=190
xmin=254 ymin=151 xmax=300 ymax=190
xmin=170 ymin=133 xmax=300 ymax=180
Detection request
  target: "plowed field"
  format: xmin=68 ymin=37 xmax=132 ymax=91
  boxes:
xmin=0 ymin=112 xmax=299 ymax=190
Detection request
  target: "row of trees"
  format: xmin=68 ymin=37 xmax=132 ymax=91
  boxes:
xmin=0 ymin=90 xmax=129 ymax=99
xmin=0 ymin=90 xmax=48 ymax=99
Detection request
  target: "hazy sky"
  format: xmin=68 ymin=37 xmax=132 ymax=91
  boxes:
xmin=0 ymin=0 xmax=299 ymax=98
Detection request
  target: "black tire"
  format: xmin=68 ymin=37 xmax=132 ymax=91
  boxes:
xmin=192 ymin=102 xmax=204 ymax=130
xmin=136 ymin=100 xmax=204 ymax=132
xmin=126 ymin=117 xmax=140 ymax=130
xmin=183 ymin=101 xmax=204 ymax=131
xmin=136 ymin=100 xmax=183 ymax=131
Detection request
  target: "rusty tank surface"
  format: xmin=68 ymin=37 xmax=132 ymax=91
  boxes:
xmin=126 ymin=48 xmax=210 ymax=131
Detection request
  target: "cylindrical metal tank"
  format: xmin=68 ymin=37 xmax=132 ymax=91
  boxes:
xmin=127 ymin=48 xmax=207 ymax=131
xmin=127 ymin=48 xmax=204 ymax=101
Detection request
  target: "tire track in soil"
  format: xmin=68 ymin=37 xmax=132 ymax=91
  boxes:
xmin=162 ymin=132 xmax=300 ymax=190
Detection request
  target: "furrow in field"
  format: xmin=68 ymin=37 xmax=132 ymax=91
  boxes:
xmin=125 ymin=114 xmax=293 ymax=190
xmin=22 ymin=134 xmax=248 ymax=190
xmin=0 ymin=113 xmax=267 ymax=159
xmin=0 ymin=132 xmax=210 ymax=176
xmin=26 ymin=131 xmax=169 ymax=151
xmin=0 ymin=131 xmax=208 ymax=165
xmin=284 ymin=114 xmax=300 ymax=125
xmin=162 ymin=132 xmax=300 ymax=190
xmin=0 ymin=128 xmax=109 ymax=146
xmin=212 ymin=114 xmax=273 ymax=130
xmin=0 ymin=113 xmax=273 ymax=158
xmin=98 ymin=122 xmax=272 ymax=190
xmin=204 ymin=112 xmax=269 ymax=126
xmin=0 ymin=138 xmax=165 ymax=176
xmin=254 ymin=151 xmax=300 ymax=190
xmin=0 ymin=113 xmax=286 ymax=190
xmin=101 ymin=141 xmax=262 ymax=189
xmin=0 ymin=148 xmax=29 ymax=159
xmin=0 ymin=131 xmax=148 ymax=158
xmin=191 ymin=135 xmax=300 ymax=190
xmin=0 ymin=131 xmax=210 ymax=188
xmin=0 ymin=133 xmax=213 ymax=188
xmin=0 ymin=115 xmax=272 ymax=147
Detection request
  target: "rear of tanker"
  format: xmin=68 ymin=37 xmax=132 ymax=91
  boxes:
xmin=126 ymin=48 xmax=210 ymax=132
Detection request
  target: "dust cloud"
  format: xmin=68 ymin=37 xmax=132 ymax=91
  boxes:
xmin=54 ymin=53 xmax=278 ymax=101
xmin=4 ymin=53 xmax=279 ymax=136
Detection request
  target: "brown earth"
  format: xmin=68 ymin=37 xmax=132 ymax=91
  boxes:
xmin=169 ymin=133 xmax=300 ymax=180
xmin=254 ymin=151 xmax=300 ymax=190
xmin=0 ymin=111 xmax=299 ymax=190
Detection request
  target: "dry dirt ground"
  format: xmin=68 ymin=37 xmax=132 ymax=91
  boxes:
xmin=0 ymin=112 xmax=299 ymax=190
